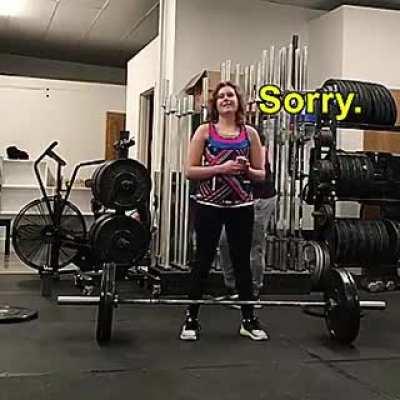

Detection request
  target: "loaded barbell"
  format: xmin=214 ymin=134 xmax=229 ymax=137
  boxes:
xmin=57 ymin=264 xmax=386 ymax=346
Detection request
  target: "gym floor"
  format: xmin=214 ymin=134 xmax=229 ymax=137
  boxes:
xmin=0 ymin=257 xmax=399 ymax=400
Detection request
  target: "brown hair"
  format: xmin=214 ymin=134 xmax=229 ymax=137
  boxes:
xmin=209 ymin=80 xmax=245 ymax=126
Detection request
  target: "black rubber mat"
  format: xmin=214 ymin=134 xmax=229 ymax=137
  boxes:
xmin=0 ymin=275 xmax=399 ymax=400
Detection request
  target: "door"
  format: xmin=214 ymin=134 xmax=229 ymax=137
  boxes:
xmin=105 ymin=112 xmax=126 ymax=160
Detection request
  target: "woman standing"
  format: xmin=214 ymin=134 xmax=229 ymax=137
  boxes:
xmin=180 ymin=81 xmax=268 ymax=341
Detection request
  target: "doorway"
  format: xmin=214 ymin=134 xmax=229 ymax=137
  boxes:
xmin=138 ymin=89 xmax=154 ymax=173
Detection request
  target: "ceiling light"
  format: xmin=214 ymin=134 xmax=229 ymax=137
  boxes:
xmin=0 ymin=0 xmax=26 ymax=17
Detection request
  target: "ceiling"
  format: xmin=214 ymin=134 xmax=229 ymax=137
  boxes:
xmin=1 ymin=0 xmax=400 ymax=69
xmin=0 ymin=0 xmax=159 ymax=68
xmin=267 ymin=0 xmax=400 ymax=10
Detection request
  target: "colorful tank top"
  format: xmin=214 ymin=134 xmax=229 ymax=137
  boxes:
xmin=194 ymin=123 xmax=254 ymax=207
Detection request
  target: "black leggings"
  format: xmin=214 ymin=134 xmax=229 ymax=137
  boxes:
xmin=187 ymin=203 xmax=255 ymax=319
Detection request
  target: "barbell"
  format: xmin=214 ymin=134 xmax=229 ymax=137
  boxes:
xmin=57 ymin=264 xmax=386 ymax=346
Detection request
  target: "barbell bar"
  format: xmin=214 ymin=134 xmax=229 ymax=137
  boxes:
xmin=57 ymin=296 xmax=386 ymax=310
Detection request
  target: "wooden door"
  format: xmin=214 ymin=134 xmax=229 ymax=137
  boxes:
xmin=105 ymin=112 xmax=126 ymax=160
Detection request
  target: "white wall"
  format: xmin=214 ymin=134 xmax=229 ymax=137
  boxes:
xmin=174 ymin=0 xmax=323 ymax=92
xmin=342 ymin=6 xmax=400 ymax=89
xmin=308 ymin=7 xmax=344 ymax=89
xmin=0 ymin=75 xmax=126 ymax=178
xmin=126 ymin=37 xmax=160 ymax=160
xmin=0 ymin=53 xmax=126 ymax=85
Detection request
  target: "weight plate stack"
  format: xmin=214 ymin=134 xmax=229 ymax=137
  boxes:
xmin=322 ymin=79 xmax=397 ymax=126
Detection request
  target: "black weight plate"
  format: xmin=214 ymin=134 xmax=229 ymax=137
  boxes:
xmin=372 ymin=220 xmax=384 ymax=260
xmin=0 ymin=305 xmax=38 ymax=323
xmin=375 ymin=85 xmax=390 ymax=126
xmin=324 ymin=267 xmax=361 ymax=344
xmin=321 ymin=241 xmax=331 ymax=282
xmin=379 ymin=220 xmax=391 ymax=262
xmin=386 ymin=87 xmax=398 ymax=125
xmin=366 ymin=221 xmax=379 ymax=264
xmin=336 ymin=156 xmax=344 ymax=195
xmin=372 ymin=84 xmax=386 ymax=125
xmin=91 ymin=214 xmax=150 ymax=264
xmin=346 ymin=219 xmax=358 ymax=265
xmin=96 ymin=265 xmax=115 ymax=345
xmin=319 ymin=130 xmax=334 ymax=147
xmin=346 ymin=81 xmax=363 ymax=123
xmin=358 ymin=155 xmax=372 ymax=183
xmin=335 ymin=220 xmax=348 ymax=264
xmin=354 ymin=156 xmax=365 ymax=183
xmin=323 ymin=80 xmax=347 ymax=119
xmin=379 ymin=85 xmax=396 ymax=125
xmin=382 ymin=219 xmax=397 ymax=262
xmin=92 ymin=163 xmax=107 ymax=204
xmin=362 ymin=83 xmax=376 ymax=125
xmin=347 ymin=156 xmax=358 ymax=193
xmin=392 ymin=220 xmax=400 ymax=260
xmin=333 ymin=222 xmax=342 ymax=263
xmin=357 ymin=221 xmax=368 ymax=265
xmin=342 ymin=220 xmax=353 ymax=264
xmin=336 ymin=156 xmax=346 ymax=196
xmin=304 ymin=241 xmax=323 ymax=289
xmin=375 ymin=220 xmax=386 ymax=261
xmin=380 ymin=84 xmax=396 ymax=126
xmin=93 ymin=159 xmax=151 ymax=210
xmin=343 ymin=156 xmax=352 ymax=196
xmin=354 ymin=81 xmax=372 ymax=124
xmin=366 ymin=83 xmax=380 ymax=125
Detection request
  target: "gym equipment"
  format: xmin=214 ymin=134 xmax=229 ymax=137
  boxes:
xmin=308 ymin=76 xmax=400 ymax=292
xmin=91 ymin=158 xmax=151 ymax=210
xmin=58 ymin=264 xmax=384 ymax=345
xmin=0 ymin=305 xmax=38 ymax=323
xmin=12 ymin=132 xmax=151 ymax=296
xmin=12 ymin=141 xmax=104 ymax=296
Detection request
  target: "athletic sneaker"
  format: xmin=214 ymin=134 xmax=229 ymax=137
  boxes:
xmin=240 ymin=317 xmax=269 ymax=341
xmin=180 ymin=316 xmax=201 ymax=341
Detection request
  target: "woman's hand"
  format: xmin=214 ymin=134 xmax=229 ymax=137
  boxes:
xmin=218 ymin=159 xmax=246 ymax=175
xmin=236 ymin=156 xmax=250 ymax=174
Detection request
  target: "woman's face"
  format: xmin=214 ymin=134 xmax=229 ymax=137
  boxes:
xmin=216 ymin=85 xmax=239 ymax=116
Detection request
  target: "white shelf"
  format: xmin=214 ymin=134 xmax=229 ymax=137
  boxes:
xmin=1 ymin=184 xmax=41 ymax=189
xmin=1 ymin=159 xmax=36 ymax=163
xmin=0 ymin=157 xmax=94 ymax=216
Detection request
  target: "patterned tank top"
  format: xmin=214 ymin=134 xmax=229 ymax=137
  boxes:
xmin=193 ymin=123 xmax=254 ymax=208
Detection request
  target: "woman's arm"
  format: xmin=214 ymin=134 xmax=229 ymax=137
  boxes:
xmin=245 ymin=125 xmax=266 ymax=182
xmin=184 ymin=125 xmax=222 ymax=180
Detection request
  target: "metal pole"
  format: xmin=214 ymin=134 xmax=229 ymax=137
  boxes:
xmin=161 ymin=95 xmax=176 ymax=268
xmin=225 ymin=59 xmax=232 ymax=81
xmin=156 ymin=80 xmax=169 ymax=260
xmin=173 ymin=99 xmax=182 ymax=266
xmin=249 ymin=64 xmax=255 ymax=125
xmin=220 ymin=62 xmax=226 ymax=81
xmin=244 ymin=66 xmax=249 ymax=123
xmin=234 ymin=64 xmax=241 ymax=86
xmin=183 ymin=96 xmax=194 ymax=267
xmin=178 ymin=99 xmax=188 ymax=269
